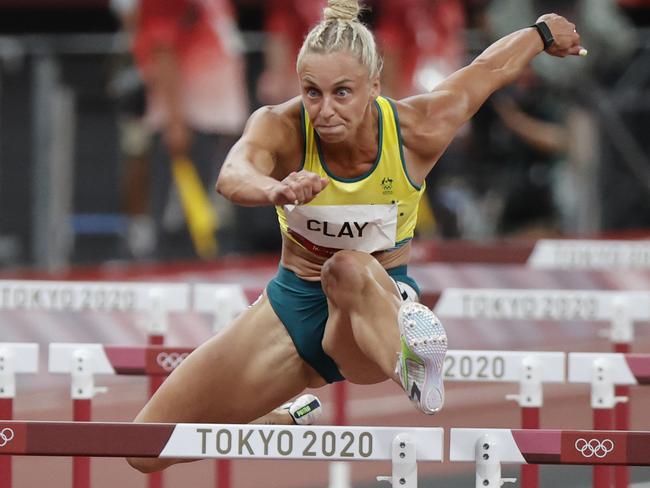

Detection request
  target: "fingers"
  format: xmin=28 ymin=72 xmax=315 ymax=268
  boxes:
xmin=278 ymin=171 xmax=329 ymax=205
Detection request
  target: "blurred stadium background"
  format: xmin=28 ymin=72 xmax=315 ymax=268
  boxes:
xmin=0 ymin=0 xmax=649 ymax=487
xmin=0 ymin=0 xmax=648 ymax=270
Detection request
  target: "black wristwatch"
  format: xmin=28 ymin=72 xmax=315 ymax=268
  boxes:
xmin=532 ymin=21 xmax=554 ymax=50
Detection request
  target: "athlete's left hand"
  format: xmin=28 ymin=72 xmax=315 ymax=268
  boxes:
xmin=537 ymin=13 xmax=585 ymax=57
xmin=269 ymin=170 xmax=329 ymax=205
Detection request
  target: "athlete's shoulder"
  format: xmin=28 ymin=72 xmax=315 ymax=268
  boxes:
xmin=249 ymin=97 xmax=303 ymax=132
xmin=385 ymin=94 xmax=454 ymax=161
xmin=243 ymin=98 xmax=302 ymax=148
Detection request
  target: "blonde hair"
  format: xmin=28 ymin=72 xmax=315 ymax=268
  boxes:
xmin=296 ymin=0 xmax=382 ymax=79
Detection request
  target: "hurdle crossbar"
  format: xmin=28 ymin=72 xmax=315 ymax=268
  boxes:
xmin=527 ymin=239 xmax=650 ymax=270
xmin=0 ymin=280 xmax=190 ymax=314
xmin=49 ymin=343 xmax=193 ymax=377
xmin=0 ymin=421 xmax=442 ymax=461
xmin=433 ymin=288 xmax=650 ymax=324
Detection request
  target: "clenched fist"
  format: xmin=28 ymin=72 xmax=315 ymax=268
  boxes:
xmin=536 ymin=13 xmax=585 ymax=57
xmin=269 ymin=170 xmax=329 ymax=206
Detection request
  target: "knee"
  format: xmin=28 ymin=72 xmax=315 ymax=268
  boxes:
xmin=321 ymin=251 xmax=369 ymax=301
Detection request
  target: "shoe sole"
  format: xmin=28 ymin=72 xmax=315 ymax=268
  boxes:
xmin=398 ymin=302 xmax=447 ymax=414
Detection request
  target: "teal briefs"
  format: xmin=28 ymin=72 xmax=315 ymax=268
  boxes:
xmin=266 ymin=265 xmax=421 ymax=383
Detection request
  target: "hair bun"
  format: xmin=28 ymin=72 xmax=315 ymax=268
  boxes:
xmin=323 ymin=0 xmax=360 ymax=22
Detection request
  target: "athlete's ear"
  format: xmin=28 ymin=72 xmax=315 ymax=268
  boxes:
xmin=369 ymin=75 xmax=380 ymax=99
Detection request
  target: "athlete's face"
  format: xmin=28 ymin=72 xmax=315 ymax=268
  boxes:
xmin=298 ymin=51 xmax=380 ymax=143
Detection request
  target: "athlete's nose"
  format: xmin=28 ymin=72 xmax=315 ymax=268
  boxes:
xmin=320 ymin=95 xmax=335 ymax=119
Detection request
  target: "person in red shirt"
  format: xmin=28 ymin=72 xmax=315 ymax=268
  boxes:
xmin=132 ymin=0 xmax=248 ymax=258
xmin=376 ymin=0 xmax=466 ymax=98
xmin=256 ymin=0 xmax=326 ymax=104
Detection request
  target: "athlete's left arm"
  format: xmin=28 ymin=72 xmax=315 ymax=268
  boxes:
xmin=397 ymin=13 xmax=583 ymax=178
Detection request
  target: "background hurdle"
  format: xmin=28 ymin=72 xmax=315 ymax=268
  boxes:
xmin=569 ymin=352 xmax=650 ymax=488
xmin=450 ymin=428 xmax=650 ymax=488
xmin=434 ymin=288 xmax=650 ymax=488
xmin=0 ymin=238 xmax=648 ymax=487
xmin=441 ymin=349 xmax=565 ymax=488
xmin=193 ymin=283 xmax=251 ymax=488
xmin=0 ymin=280 xmax=190 ymax=488
xmin=0 ymin=343 xmax=38 ymax=488
xmin=527 ymin=239 xmax=650 ymax=271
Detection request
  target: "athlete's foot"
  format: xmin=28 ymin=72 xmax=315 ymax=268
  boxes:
xmin=281 ymin=394 xmax=323 ymax=425
xmin=395 ymin=302 xmax=447 ymax=414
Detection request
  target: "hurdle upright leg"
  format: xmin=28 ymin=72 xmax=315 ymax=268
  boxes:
xmin=520 ymin=407 xmax=540 ymax=488
xmin=614 ymin=343 xmax=630 ymax=488
xmin=593 ymin=407 xmax=614 ymax=488
xmin=329 ymin=381 xmax=351 ymax=488
xmin=148 ymin=334 xmax=164 ymax=488
xmin=0 ymin=398 xmax=12 ymax=488
xmin=73 ymin=399 xmax=91 ymax=488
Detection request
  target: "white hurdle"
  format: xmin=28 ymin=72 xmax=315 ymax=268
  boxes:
xmin=0 ymin=280 xmax=190 ymax=315
xmin=434 ymin=288 xmax=650 ymax=488
xmin=0 ymin=421 xmax=443 ymax=488
xmin=442 ymin=349 xmax=564 ymax=488
xmin=193 ymin=283 xmax=250 ymax=334
xmin=193 ymin=283 xmax=252 ymax=488
xmin=443 ymin=350 xmax=565 ymax=406
xmin=434 ymin=288 xmax=650 ymax=341
xmin=450 ymin=427 xmax=650 ymax=488
xmin=569 ymin=352 xmax=650 ymax=488
xmin=0 ymin=279 xmax=190 ymax=488
xmin=527 ymin=239 xmax=650 ymax=270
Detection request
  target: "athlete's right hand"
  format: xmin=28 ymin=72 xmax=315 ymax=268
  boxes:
xmin=269 ymin=170 xmax=329 ymax=206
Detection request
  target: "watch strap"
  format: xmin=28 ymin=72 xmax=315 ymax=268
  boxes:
xmin=532 ymin=21 xmax=554 ymax=50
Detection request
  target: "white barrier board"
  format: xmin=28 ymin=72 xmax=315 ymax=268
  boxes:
xmin=434 ymin=289 xmax=650 ymax=321
xmin=48 ymin=343 xmax=115 ymax=375
xmin=193 ymin=284 xmax=250 ymax=313
xmin=444 ymin=350 xmax=565 ymax=382
xmin=568 ymin=353 xmax=638 ymax=385
xmin=0 ymin=280 xmax=190 ymax=312
xmin=450 ymin=429 xmax=525 ymax=463
xmin=159 ymin=424 xmax=443 ymax=461
xmin=528 ymin=239 xmax=650 ymax=269
xmin=0 ymin=343 xmax=39 ymax=373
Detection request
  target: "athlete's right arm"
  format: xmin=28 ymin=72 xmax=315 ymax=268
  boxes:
xmin=215 ymin=106 xmax=328 ymax=206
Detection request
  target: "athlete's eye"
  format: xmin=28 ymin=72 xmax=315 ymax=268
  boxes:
xmin=305 ymin=87 xmax=320 ymax=98
xmin=336 ymin=87 xmax=351 ymax=97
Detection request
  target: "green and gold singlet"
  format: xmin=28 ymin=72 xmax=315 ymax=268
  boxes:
xmin=276 ymin=96 xmax=426 ymax=257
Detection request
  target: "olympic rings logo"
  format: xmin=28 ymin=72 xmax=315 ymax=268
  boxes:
xmin=575 ymin=438 xmax=615 ymax=458
xmin=0 ymin=428 xmax=14 ymax=447
xmin=156 ymin=352 xmax=189 ymax=372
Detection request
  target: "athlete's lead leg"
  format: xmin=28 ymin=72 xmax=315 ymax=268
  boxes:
xmin=127 ymin=293 xmax=325 ymax=473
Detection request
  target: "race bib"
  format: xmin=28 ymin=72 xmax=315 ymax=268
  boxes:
xmin=284 ymin=204 xmax=397 ymax=253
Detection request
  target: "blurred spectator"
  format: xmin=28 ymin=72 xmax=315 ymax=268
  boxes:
xmin=109 ymin=0 xmax=153 ymax=258
xmin=130 ymin=0 xmax=248 ymax=259
xmin=255 ymin=0 xmax=325 ymax=104
xmin=490 ymin=73 xmax=569 ymax=236
xmin=375 ymin=0 xmax=466 ymax=99
xmin=485 ymin=0 xmax=648 ymax=235
xmin=487 ymin=0 xmax=638 ymax=87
